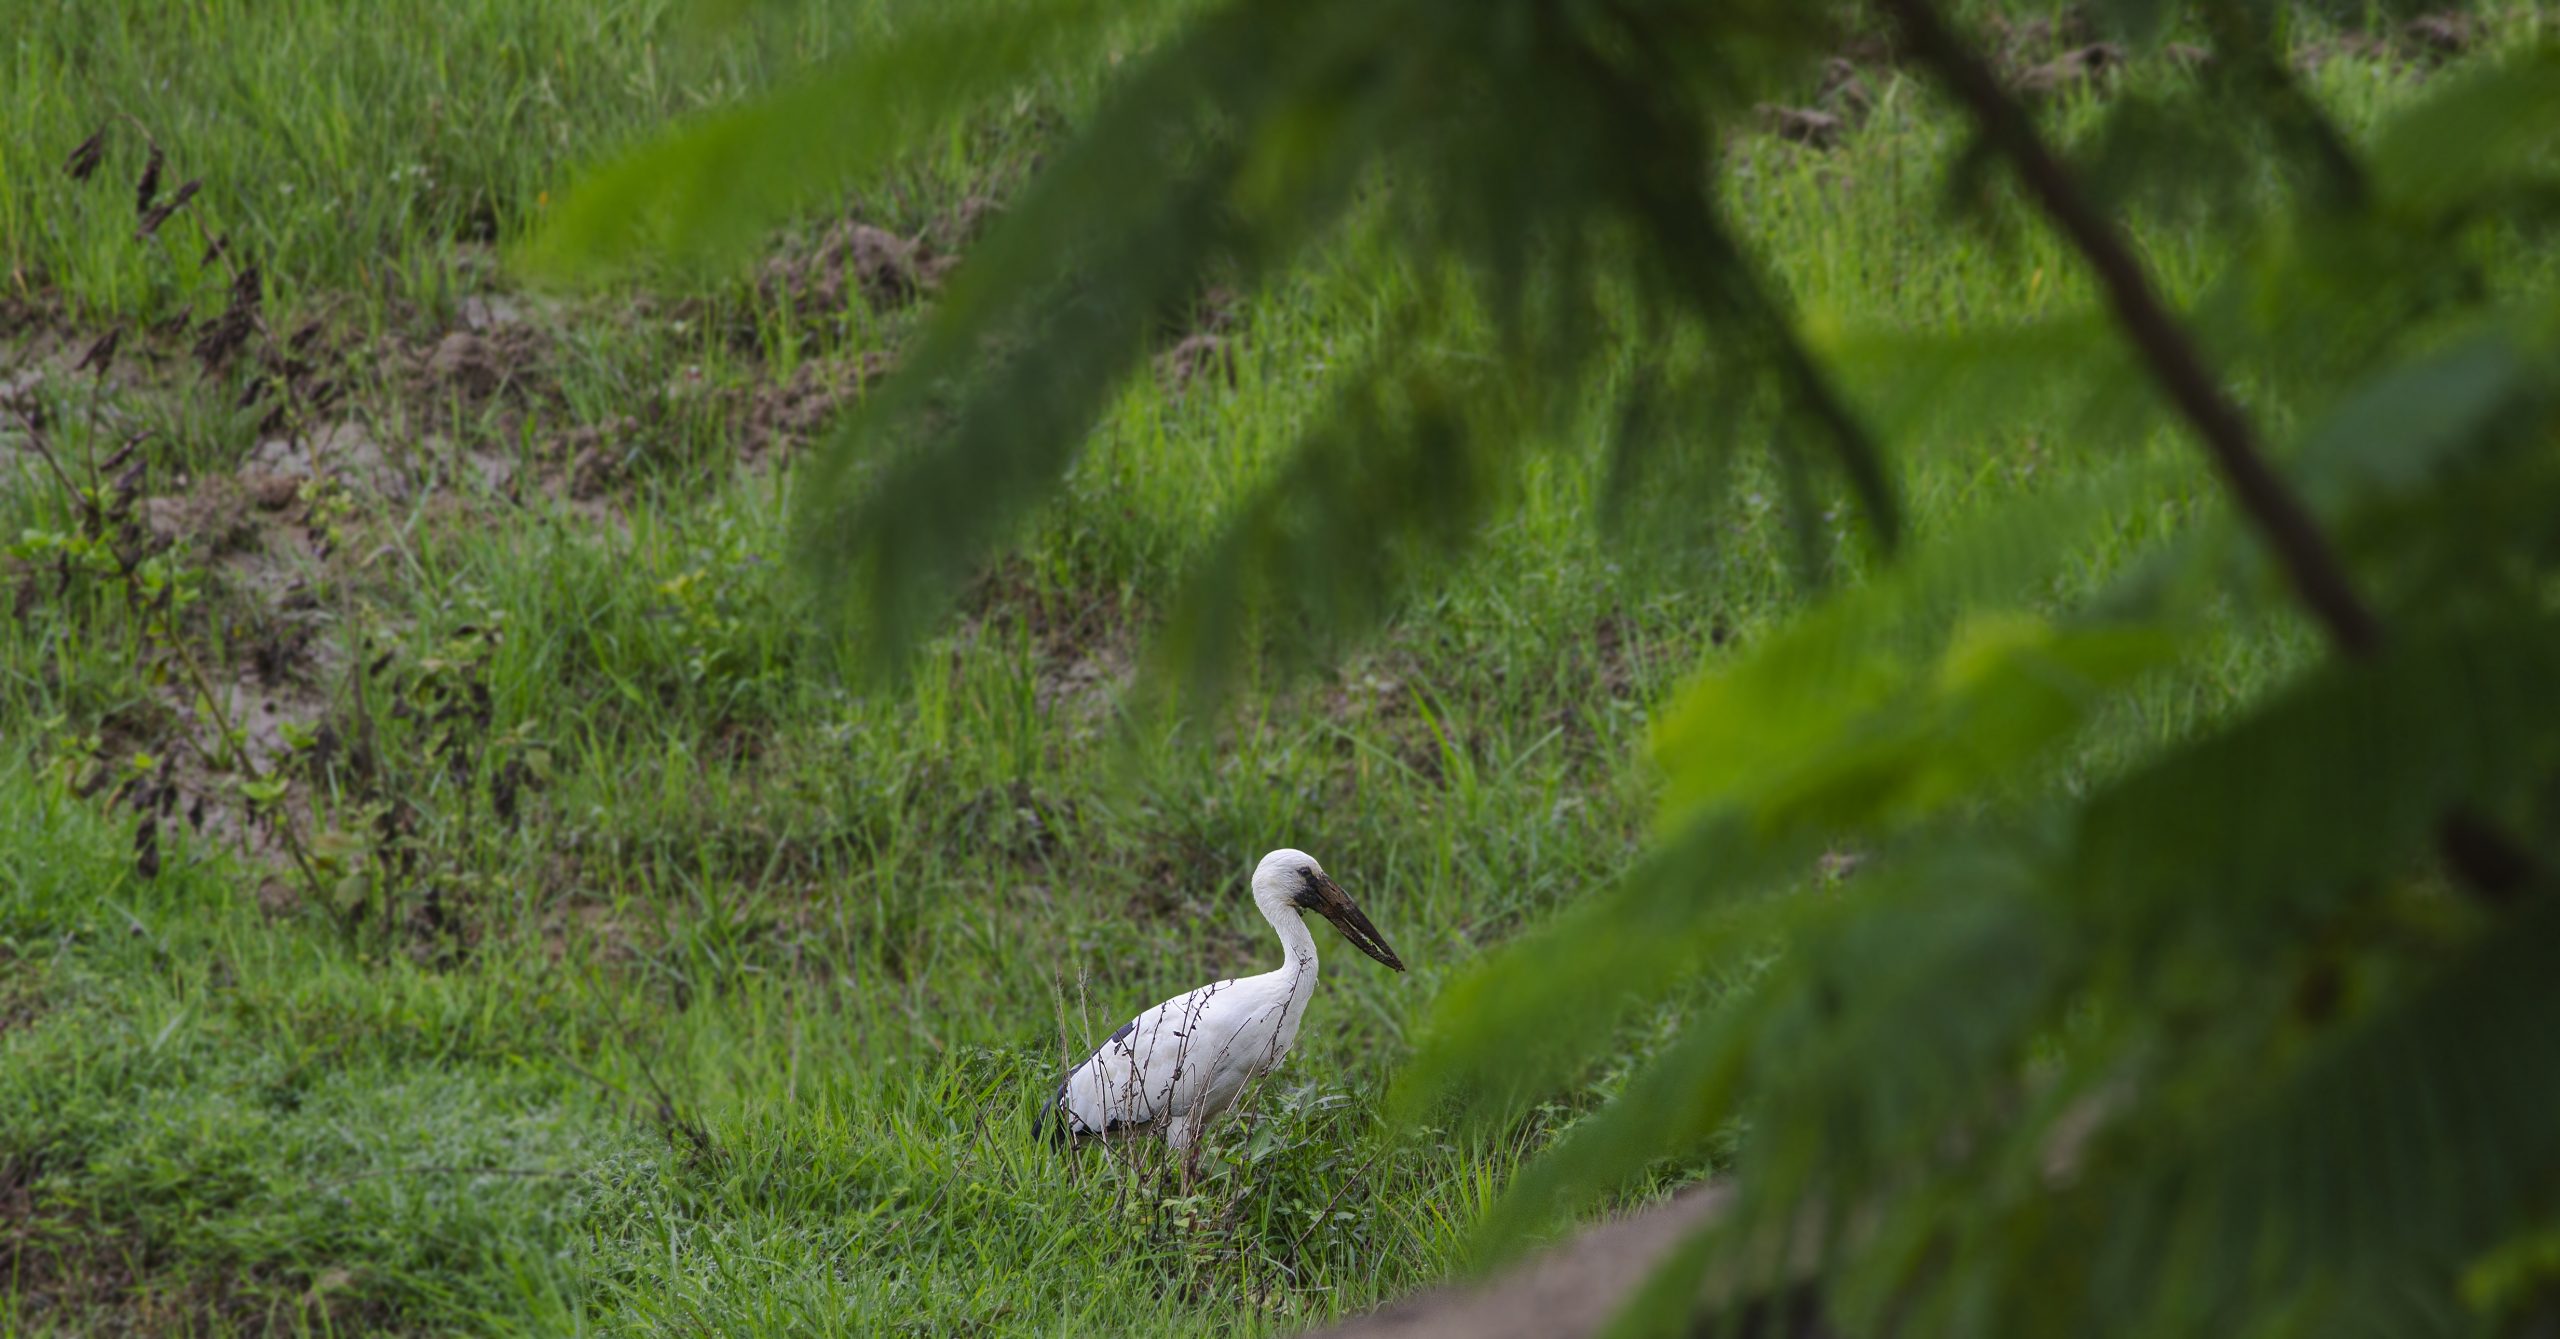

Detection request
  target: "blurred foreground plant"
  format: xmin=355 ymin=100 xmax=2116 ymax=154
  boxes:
xmin=530 ymin=0 xmax=2560 ymax=1332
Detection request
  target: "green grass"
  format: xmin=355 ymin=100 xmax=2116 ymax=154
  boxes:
xmin=1 ymin=3 xmax=2527 ymax=1334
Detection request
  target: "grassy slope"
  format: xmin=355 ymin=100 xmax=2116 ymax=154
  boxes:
xmin=0 ymin=3 xmax=2518 ymax=1335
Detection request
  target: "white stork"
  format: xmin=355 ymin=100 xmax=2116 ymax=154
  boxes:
xmin=1043 ymin=848 xmax=1406 ymax=1181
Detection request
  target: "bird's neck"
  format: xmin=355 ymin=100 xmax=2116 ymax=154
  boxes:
xmin=1263 ymin=900 xmax=1319 ymax=980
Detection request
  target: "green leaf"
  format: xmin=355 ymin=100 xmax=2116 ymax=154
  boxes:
xmin=2092 ymin=0 xmax=2176 ymax=47
xmin=1818 ymin=312 xmax=2152 ymax=463
xmin=518 ymin=0 xmax=1190 ymax=281
xmin=239 ymin=776 xmax=290 ymax=807
xmin=1392 ymin=817 xmax=1821 ymax=1126
xmin=2293 ymin=331 xmax=2531 ymax=514
xmin=794 ymin=0 xmax=1386 ymax=667
xmin=1656 ymin=610 xmax=2176 ymax=837
xmin=2100 ymin=892 xmax=2560 ymax=1332
xmin=1151 ymin=325 xmax=1525 ymax=708
xmin=1470 ymin=976 xmax=1771 ymax=1258
xmin=1650 ymin=455 xmax=2189 ymax=838
xmin=2079 ymin=611 xmax=2560 ymax=961
xmin=2369 ymin=45 xmax=2560 ymax=219
xmin=1719 ymin=843 xmax=2071 ymax=1198
xmin=1597 ymin=1211 xmax=1730 ymax=1339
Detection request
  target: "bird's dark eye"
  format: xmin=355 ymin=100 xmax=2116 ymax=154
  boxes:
xmin=1293 ymin=867 xmax=1326 ymax=908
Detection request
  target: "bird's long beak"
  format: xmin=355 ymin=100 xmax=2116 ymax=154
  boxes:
xmin=1312 ymin=874 xmax=1405 ymax=972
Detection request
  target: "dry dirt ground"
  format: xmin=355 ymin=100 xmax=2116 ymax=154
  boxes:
xmin=1311 ymin=1184 xmax=1836 ymax=1339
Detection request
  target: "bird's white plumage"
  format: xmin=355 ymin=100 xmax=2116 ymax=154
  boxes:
xmin=1047 ymin=848 xmax=1399 ymax=1167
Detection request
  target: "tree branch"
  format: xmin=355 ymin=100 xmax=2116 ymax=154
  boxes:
xmin=1877 ymin=0 xmax=2386 ymax=659
xmin=1880 ymin=0 xmax=2538 ymax=906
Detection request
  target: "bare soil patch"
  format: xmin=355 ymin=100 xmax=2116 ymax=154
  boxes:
xmin=1309 ymin=1183 xmax=1836 ymax=1339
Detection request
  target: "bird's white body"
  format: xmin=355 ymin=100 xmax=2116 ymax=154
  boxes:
xmin=1046 ymin=849 xmax=1403 ymax=1170
xmin=1053 ymin=918 xmax=1320 ymax=1151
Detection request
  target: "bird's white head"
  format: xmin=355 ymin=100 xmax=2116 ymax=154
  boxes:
xmin=1251 ymin=848 xmax=1405 ymax=971
xmin=1251 ymin=848 xmax=1321 ymax=909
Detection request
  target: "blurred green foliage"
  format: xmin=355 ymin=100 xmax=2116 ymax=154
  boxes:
xmin=529 ymin=0 xmax=2560 ymax=1333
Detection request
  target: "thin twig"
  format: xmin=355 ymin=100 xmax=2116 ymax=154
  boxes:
xmin=1878 ymin=0 xmax=2385 ymax=657
xmin=624 ymin=1031 xmax=722 ymax=1162
xmin=1283 ymin=1136 xmax=1388 ymax=1272
xmin=11 ymin=389 xmax=334 ymax=901
xmin=551 ymin=1040 xmax=717 ymax=1162
xmin=3 ymin=399 xmax=88 ymax=512
xmin=163 ymin=624 xmax=330 ymax=900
